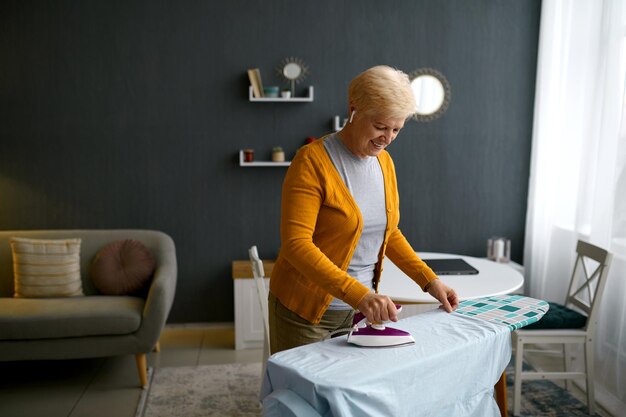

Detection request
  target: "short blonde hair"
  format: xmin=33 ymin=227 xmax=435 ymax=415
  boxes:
xmin=348 ymin=65 xmax=416 ymax=120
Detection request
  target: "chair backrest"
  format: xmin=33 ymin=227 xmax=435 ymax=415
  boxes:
xmin=565 ymin=240 xmax=612 ymax=331
xmin=248 ymin=245 xmax=270 ymax=353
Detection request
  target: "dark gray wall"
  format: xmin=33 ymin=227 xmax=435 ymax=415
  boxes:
xmin=0 ymin=1 xmax=540 ymax=322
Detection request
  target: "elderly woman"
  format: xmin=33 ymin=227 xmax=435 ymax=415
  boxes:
xmin=268 ymin=65 xmax=458 ymax=354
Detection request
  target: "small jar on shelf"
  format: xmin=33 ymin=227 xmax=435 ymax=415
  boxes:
xmin=271 ymin=147 xmax=285 ymax=162
xmin=243 ymin=149 xmax=254 ymax=162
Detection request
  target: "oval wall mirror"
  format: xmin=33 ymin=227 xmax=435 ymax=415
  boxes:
xmin=409 ymin=68 xmax=451 ymax=122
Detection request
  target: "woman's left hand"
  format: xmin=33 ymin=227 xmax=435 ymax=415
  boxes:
xmin=425 ymin=279 xmax=459 ymax=312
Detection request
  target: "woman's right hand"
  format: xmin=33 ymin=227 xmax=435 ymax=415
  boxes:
xmin=356 ymin=292 xmax=399 ymax=324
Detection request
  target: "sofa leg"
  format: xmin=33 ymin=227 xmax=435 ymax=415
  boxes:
xmin=135 ymin=353 xmax=148 ymax=387
xmin=153 ymin=341 xmax=161 ymax=353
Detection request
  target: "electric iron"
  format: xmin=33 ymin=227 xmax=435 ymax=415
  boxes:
xmin=347 ymin=305 xmax=415 ymax=348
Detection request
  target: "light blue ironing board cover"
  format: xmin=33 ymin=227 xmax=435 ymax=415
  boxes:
xmin=262 ymin=295 xmax=549 ymax=417
xmin=454 ymin=294 xmax=549 ymax=330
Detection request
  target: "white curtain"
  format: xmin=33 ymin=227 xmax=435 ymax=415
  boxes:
xmin=524 ymin=0 xmax=626 ymax=414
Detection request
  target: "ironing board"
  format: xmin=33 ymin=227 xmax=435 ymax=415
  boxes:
xmin=262 ymin=295 xmax=547 ymax=417
xmin=454 ymin=295 xmax=549 ymax=417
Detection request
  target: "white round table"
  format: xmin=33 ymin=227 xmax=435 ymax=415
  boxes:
xmin=378 ymin=252 xmax=524 ymax=303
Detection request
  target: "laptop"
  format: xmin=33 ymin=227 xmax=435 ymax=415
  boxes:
xmin=422 ymin=258 xmax=479 ymax=275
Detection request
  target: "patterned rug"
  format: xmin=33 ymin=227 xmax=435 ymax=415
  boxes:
xmin=135 ymin=363 xmax=262 ymax=417
xmin=135 ymin=362 xmax=600 ymax=417
xmin=505 ymin=362 xmax=602 ymax=417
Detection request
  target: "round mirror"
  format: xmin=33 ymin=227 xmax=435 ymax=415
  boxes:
xmin=283 ymin=63 xmax=302 ymax=80
xmin=409 ymin=68 xmax=451 ymax=122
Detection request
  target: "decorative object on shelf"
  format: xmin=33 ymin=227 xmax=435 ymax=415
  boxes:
xmin=332 ymin=115 xmax=348 ymax=132
xmin=281 ymin=89 xmax=291 ymax=98
xmin=247 ymin=68 xmax=264 ymax=98
xmin=487 ymin=237 xmax=511 ymax=263
xmin=409 ymin=67 xmax=451 ymax=122
xmin=271 ymin=147 xmax=285 ymax=162
xmin=277 ymin=57 xmax=309 ymax=97
xmin=243 ymin=149 xmax=254 ymax=162
xmin=263 ymin=86 xmax=279 ymax=98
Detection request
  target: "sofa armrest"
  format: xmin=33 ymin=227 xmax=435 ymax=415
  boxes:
xmin=134 ymin=232 xmax=177 ymax=350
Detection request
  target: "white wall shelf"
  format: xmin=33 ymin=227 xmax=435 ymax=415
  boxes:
xmin=333 ymin=115 xmax=348 ymax=131
xmin=249 ymin=86 xmax=314 ymax=102
xmin=239 ymin=150 xmax=291 ymax=167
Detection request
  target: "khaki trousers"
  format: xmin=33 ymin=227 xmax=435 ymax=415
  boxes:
xmin=268 ymin=292 xmax=354 ymax=354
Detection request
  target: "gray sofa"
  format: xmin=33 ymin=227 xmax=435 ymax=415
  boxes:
xmin=0 ymin=229 xmax=177 ymax=386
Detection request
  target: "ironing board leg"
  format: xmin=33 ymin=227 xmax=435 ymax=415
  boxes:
xmin=495 ymin=371 xmax=508 ymax=417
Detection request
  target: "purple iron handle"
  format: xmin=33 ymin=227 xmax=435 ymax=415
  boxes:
xmin=352 ymin=304 xmax=403 ymax=327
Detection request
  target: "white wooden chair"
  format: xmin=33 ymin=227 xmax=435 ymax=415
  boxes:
xmin=248 ymin=246 xmax=271 ymax=371
xmin=512 ymin=240 xmax=612 ymax=415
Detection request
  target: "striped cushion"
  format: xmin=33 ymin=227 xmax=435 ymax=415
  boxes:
xmin=10 ymin=237 xmax=84 ymax=298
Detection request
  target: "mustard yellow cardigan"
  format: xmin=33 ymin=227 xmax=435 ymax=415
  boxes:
xmin=270 ymin=139 xmax=438 ymax=324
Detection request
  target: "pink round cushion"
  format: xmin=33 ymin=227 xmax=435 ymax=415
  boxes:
xmin=90 ymin=239 xmax=156 ymax=295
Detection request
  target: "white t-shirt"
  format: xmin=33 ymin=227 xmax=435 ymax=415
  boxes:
xmin=323 ymin=134 xmax=387 ymax=310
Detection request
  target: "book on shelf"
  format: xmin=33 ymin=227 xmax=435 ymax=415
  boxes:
xmin=247 ymin=68 xmax=264 ymax=98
